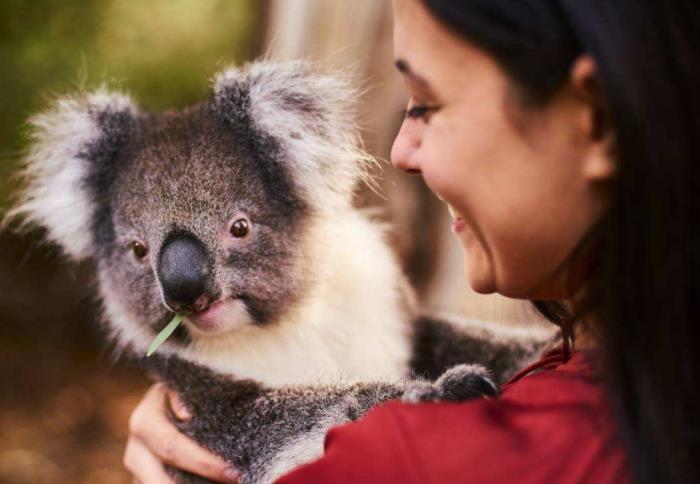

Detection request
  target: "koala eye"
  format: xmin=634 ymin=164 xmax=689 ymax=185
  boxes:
xmin=229 ymin=218 xmax=249 ymax=238
xmin=131 ymin=241 xmax=149 ymax=259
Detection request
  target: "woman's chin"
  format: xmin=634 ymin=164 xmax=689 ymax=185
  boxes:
xmin=460 ymin=230 xmax=497 ymax=294
xmin=464 ymin=258 xmax=497 ymax=294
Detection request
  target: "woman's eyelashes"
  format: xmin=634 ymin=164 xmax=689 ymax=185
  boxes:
xmin=405 ymin=104 xmax=437 ymax=120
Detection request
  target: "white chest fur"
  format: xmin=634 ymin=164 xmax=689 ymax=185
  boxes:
xmin=181 ymin=211 xmax=414 ymax=387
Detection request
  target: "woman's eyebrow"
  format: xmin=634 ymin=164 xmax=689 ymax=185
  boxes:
xmin=395 ymin=59 xmax=433 ymax=91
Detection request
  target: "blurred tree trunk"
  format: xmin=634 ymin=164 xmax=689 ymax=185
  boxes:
xmin=260 ymin=0 xmax=534 ymax=325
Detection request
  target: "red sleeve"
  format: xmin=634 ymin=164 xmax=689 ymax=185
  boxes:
xmin=276 ymin=353 xmax=630 ymax=484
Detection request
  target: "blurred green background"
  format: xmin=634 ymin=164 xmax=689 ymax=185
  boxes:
xmin=0 ymin=0 xmax=263 ymax=204
xmin=0 ymin=1 xmax=264 ymax=482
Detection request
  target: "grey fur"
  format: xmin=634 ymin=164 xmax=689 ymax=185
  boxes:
xmin=146 ymin=354 xmax=497 ymax=483
xmin=410 ymin=313 xmax=556 ymax=384
xmin=7 ymin=61 xmax=557 ymax=483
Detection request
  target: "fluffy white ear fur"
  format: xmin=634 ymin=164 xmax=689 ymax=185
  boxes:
xmin=213 ymin=61 xmax=377 ymax=211
xmin=5 ymin=89 xmax=138 ymax=260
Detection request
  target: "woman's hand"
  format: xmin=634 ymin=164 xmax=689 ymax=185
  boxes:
xmin=123 ymin=383 xmax=240 ymax=483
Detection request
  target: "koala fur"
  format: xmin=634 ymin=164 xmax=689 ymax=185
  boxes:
xmin=8 ymin=61 xmax=556 ymax=483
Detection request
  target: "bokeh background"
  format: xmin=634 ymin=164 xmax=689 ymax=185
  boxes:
xmin=0 ymin=1 xmax=540 ymax=482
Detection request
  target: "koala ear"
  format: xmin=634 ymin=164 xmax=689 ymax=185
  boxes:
xmin=5 ymin=89 xmax=139 ymax=260
xmin=212 ymin=61 xmax=376 ymax=209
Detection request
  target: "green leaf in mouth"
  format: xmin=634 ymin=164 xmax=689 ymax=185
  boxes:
xmin=147 ymin=313 xmax=185 ymax=357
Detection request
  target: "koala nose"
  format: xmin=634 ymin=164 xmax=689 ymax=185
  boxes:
xmin=157 ymin=233 xmax=214 ymax=312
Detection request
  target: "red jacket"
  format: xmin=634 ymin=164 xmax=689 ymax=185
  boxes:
xmin=277 ymin=350 xmax=630 ymax=483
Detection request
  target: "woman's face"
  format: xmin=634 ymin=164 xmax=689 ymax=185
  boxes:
xmin=391 ymin=0 xmax=612 ymax=299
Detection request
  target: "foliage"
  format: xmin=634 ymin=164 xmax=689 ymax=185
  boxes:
xmin=0 ymin=0 xmax=261 ymax=209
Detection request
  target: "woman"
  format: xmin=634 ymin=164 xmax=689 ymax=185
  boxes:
xmin=124 ymin=0 xmax=700 ymax=482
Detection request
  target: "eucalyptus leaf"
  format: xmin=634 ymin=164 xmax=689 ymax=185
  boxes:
xmin=147 ymin=313 xmax=185 ymax=357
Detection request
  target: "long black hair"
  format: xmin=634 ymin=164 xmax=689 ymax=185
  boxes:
xmin=421 ymin=1 xmax=700 ymax=483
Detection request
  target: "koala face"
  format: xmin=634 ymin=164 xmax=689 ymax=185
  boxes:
xmin=10 ymin=61 xmax=373 ymax=352
xmin=100 ymin=103 xmax=311 ymax=342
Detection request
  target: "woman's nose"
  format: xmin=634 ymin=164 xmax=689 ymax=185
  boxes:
xmin=391 ymin=117 xmax=423 ymax=175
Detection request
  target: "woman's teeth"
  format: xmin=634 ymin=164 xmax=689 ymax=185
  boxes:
xmin=447 ymin=204 xmax=460 ymax=220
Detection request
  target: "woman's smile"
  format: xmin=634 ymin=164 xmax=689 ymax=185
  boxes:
xmin=447 ymin=205 xmax=466 ymax=233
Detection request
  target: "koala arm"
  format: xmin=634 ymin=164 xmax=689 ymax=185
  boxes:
xmin=143 ymin=354 xmax=496 ymax=484
xmin=410 ymin=314 xmax=560 ymax=384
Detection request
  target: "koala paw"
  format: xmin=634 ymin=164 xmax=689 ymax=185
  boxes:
xmin=435 ymin=364 xmax=499 ymax=401
xmin=401 ymin=381 xmax=442 ymax=403
xmin=401 ymin=364 xmax=499 ymax=403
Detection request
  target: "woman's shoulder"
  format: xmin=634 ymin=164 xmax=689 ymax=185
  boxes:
xmin=277 ymin=351 xmax=630 ymax=484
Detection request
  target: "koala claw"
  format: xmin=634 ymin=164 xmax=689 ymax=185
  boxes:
xmin=402 ymin=364 xmax=499 ymax=403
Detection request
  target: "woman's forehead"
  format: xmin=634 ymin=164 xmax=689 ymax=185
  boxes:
xmin=392 ymin=0 xmax=441 ymax=62
xmin=393 ymin=1 xmax=504 ymax=100
xmin=394 ymin=3 xmax=479 ymax=73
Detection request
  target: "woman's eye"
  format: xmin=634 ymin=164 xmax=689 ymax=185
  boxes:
xmin=230 ymin=218 xmax=249 ymax=238
xmin=405 ymin=104 xmax=435 ymax=120
xmin=131 ymin=241 xmax=148 ymax=259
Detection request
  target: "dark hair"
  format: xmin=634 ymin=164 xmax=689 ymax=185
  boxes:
xmin=421 ymin=1 xmax=700 ymax=483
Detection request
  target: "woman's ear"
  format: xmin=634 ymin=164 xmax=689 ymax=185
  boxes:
xmin=570 ymin=56 xmax=616 ymax=182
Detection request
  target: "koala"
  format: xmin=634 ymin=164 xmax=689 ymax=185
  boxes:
xmin=7 ymin=61 xmax=555 ymax=483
